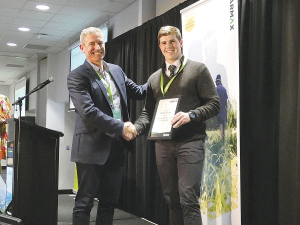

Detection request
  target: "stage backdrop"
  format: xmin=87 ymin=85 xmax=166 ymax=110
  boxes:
xmin=181 ymin=0 xmax=240 ymax=224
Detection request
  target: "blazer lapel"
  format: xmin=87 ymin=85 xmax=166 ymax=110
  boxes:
xmin=107 ymin=65 xmax=127 ymax=104
xmin=83 ymin=61 xmax=112 ymax=107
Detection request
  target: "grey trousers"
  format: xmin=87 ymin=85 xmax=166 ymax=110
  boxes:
xmin=155 ymin=139 xmax=205 ymax=225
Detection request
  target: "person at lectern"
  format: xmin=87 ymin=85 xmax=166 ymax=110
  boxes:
xmin=0 ymin=94 xmax=12 ymax=174
xmin=132 ymin=26 xmax=220 ymax=225
xmin=67 ymin=27 xmax=146 ymax=225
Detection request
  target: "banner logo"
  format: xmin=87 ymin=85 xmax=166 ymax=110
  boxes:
xmin=230 ymin=0 xmax=235 ymax=30
xmin=185 ymin=16 xmax=195 ymax=33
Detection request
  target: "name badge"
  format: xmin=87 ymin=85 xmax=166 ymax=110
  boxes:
xmin=113 ymin=108 xmax=121 ymax=121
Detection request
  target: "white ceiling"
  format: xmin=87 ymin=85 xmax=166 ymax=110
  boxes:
xmin=0 ymin=0 xmax=135 ymax=85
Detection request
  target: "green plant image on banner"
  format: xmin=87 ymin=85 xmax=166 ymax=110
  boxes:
xmin=200 ymin=100 xmax=238 ymax=220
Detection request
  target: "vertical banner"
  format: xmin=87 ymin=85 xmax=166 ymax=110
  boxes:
xmin=181 ymin=0 xmax=240 ymax=225
xmin=5 ymin=166 xmax=13 ymax=209
xmin=0 ymin=175 xmax=6 ymax=212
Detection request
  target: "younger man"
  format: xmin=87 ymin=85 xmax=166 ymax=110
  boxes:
xmin=134 ymin=26 xmax=220 ymax=225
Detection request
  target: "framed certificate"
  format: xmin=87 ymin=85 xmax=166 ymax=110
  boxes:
xmin=148 ymin=96 xmax=180 ymax=140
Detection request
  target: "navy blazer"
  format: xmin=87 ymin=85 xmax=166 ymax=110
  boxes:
xmin=67 ymin=60 xmax=146 ymax=165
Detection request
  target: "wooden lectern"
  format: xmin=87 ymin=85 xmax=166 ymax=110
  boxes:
xmin=6 ymin=118 xmax=63 ymax=225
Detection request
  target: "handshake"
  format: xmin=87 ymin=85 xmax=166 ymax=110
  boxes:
xmin=122 ymin=121 xmax=137 ymax=141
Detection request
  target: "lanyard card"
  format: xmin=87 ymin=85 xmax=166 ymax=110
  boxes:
xmin=113 ymin=108 xmax=121 ymax=121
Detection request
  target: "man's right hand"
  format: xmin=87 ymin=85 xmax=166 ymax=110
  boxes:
xmin=122 ymin=121 xmax=137 ymax=141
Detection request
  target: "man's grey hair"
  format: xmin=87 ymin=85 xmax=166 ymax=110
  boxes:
xmin=80 ymin=27 xmax=104 ymax=44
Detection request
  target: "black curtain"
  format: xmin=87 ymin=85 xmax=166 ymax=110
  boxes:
xmin=239 ymin=0 xmax=282 ymax=224
xmin=278 ymin=1 xmax=300 ymax=224
xmin=239 ymin=0 xmax=300 ymax=225
xmin=105 ymin=0 xmax=300 ymax=224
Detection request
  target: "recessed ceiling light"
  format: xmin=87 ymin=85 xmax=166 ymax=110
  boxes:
xmin=7 ymin=43 xmax=17 ymax=47
xmin=36 ymin=5 xmax=50 ymax=10
xmin=18 ymin=27 xmax=30 ymax=32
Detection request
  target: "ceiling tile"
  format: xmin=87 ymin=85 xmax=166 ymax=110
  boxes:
xmin=0 ymin=52 xmax=32 ymax=59
xmin=47 ymin=45 xmax=69 ymax=53
xmin=104 ymin=1 xmax=130 ymax=13
xmin=27 ymin=40 xmax=58 ymax=50
xmin=22 ymin=62 xmax=38 ymax=71
xmin=0 ymin=7 xmax=21 ymax=17
xmin=19 ymin=47 xmax=47 ymax=54
xmin=81 ymin=13 xmax=112 ymax=28
xmin=36 ymin=0 xmax=70 ymax=4
xmin=0 ymin=0 xmax=27 ymax=8
xmin=24 ymin=43 xmax=50 ymax=50
xmin=67 ymin=0 xmax=128 ymax=13
xmin=2 ymin=30 xmax=35 ymax=40
xmin=0 ymin=44 xmax=23 ymax=54
xmin=114 ymin=0 xmax=135 ymax=3
xmin=0 ymin=16 xmax=14 ymax=24
xmin=0 ymin=23 xmax=11 ymax=31
xmin=0 ymin=45 xmax=23 ymax=54
xmin=43 ymin=21 xmax=79 ymax=31
xmin=0 ymin=36 xmax=34 ymax=51
xmin=5 ymin=64 xmax=25 ymax=68
xmin=66 ymin=0 xmax=111 ymax=10
xmin=0 ymin=0 xmax=139 ymax=84
xmin=53 ymin=40 xmax=72 ymax=49
xmin=5 ymin=24 xmax=41 ymax=33
xmin=58 ymin=5 xmax=99 ymax=17
xmin=18 ymin=10 xmax=55 ymax=21
xmin=37 ymin=28 xmax=70 ymax=37
xmin=33 ymin=34 xmax=63 ymax=42
xmin=0 ymin=72 xmax=16 ymax=80
xmin=60 ymin=33 xmax=80 ymax=46
xmin=12 ymin=17 xmax=48 ymax=28
xmin=50 ymin=14 xmax=87 ymax=25
xmin=22 ymin=1 xmax=64 ymax=14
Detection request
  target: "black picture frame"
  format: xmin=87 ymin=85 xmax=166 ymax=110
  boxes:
xmin=148 ymin=96 xmax=181 ymax=140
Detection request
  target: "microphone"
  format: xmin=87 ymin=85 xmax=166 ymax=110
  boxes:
xmin=12 ymin=77 xmax=54 ymax=106
xmin=32 ymin=77 xmax=54 ymax=92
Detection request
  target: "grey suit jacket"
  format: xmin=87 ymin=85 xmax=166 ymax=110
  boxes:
xmin=67 ymin=60 xmax=146 ymax=165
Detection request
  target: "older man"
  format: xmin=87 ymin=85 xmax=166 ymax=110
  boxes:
xmin=67 ymin=27 xmax=146 ymax=225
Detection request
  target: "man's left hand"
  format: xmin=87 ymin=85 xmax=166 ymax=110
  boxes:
xmin=171 ymin=112 xmax=191 ymax=128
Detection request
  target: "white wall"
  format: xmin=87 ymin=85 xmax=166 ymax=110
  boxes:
xmin=0 ymin=86 xmax=10 ymax=167
xmin=109 ymin=0 xmax=185 ymax=39
xmin=47 ymin=51 xmax=70 ymax=103
xmin=110 ymin=1 xmax=140 ymax=38
xmin=28 ymin=68 xmax=37 ymax=112
xmin=37 ymin=59 xmax=48 ymax=127
xmin=61 ymin=105 xmax=77 ymax=189
xmin=0 ymin=85 xmax=10 ymax=98
xmin=139 ymin=0 xmax=156 ymax=25
xmin=47 ymin=52 xmax=75 ymax=189
xmin=156 ymin=0 xmax=186 ymax=16
xmin=0 ymin=85 xmax=13 ymax=114
xmin=110 ymin=0 xmax=156 ymax=39
xmin=9 ymin=83 xmax=14 ymax=112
